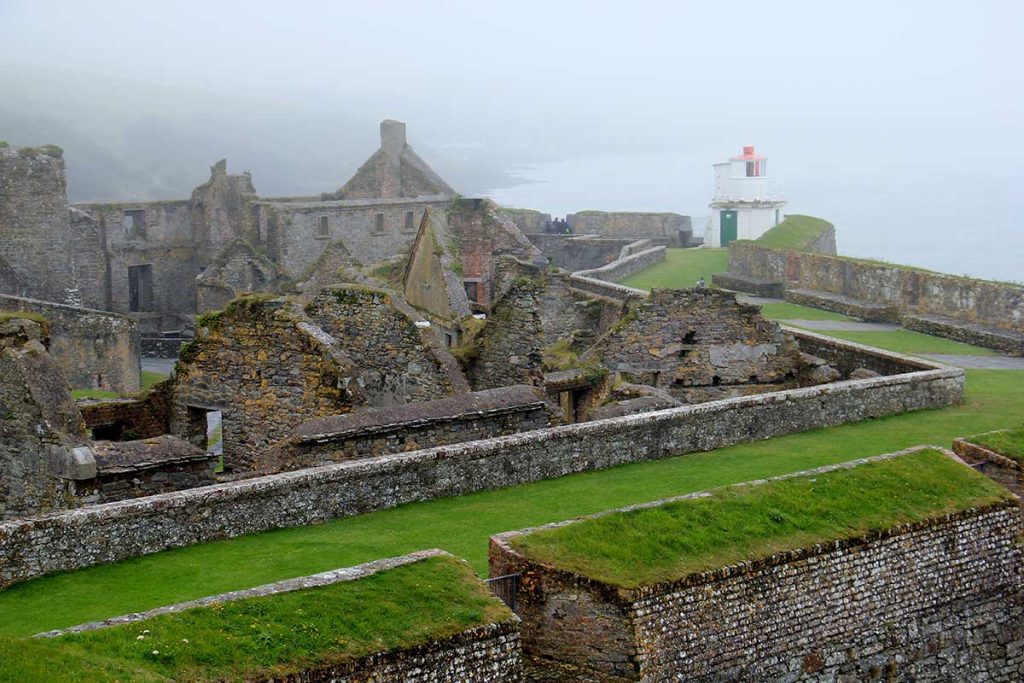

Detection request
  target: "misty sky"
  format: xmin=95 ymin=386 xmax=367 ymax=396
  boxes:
xmin=1 ymin=0 xmax=1022 ymax=279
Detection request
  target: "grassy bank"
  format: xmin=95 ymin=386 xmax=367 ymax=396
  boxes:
xmin=0 ymin=556 xmax=507 ymax=681
xmin=966 ymin=426 xmax=1024 ymax=462
xmin=509 ymin=449 xmax=1007 ymax=587
xmin=620 ymin=248 xmax=727 ymax=290
xmin=1 ymin=367 xmax=1020 ymax=636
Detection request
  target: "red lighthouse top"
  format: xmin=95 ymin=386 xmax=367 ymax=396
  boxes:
xmin=730 ymin=145 xmax=766 ymax=161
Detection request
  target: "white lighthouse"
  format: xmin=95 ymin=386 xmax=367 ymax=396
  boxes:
xmin=707 ymin=146 xmax=786 ymax=247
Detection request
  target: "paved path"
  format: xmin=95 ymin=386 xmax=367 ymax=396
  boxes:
xmin=142 ymin=358 xmax=176 ymax=375
xmin=921 ymin=355 xmax=1024 ymax=370
xmin=781 ymin=319 xmax=901 ymax=333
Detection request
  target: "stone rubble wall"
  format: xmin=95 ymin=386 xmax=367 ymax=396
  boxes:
xmin=0 ymin=147 xmax=79 ymax=306
xmin=259 ymin=197 xmax=451 ymax=275
xmin=727 ymin=240 xmax=1024 ymax=335
xmin=0 ymin=338 xmax=962 ymax=587
xmin=629 ymin=506 xmax=1023 ymax=682
xmin=38 ymin=549 xmax=522 ymax=683
xmin=489 ymin=452 xmax=1024 ymax=682
xmin=525 ymin=234 xmax=637 ymax=272
xmin=588 ymin=288 xmax=803 ymax=403
xmin=79 ymin=382 xmax=173 ymax=441
xmin=267 ymin=386 xmax=556 ymax=471
xmin=0 ymin=293 xmax=140 ymax=393
xmin=566 ymin=211 xmax=692 ymax=246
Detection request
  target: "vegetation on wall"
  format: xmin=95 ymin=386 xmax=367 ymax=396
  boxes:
xmin=751 ymin=214 xmax=833 ymax=251
xmin=509 ymin=448 xmax=1009 ymax=588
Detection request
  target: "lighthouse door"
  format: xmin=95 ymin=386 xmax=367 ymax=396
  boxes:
xmin=720 ymin=211 xmax=738 ymax=246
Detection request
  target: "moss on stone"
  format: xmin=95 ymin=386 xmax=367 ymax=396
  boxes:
xmin=753 ymin=214 xmax=833 ymax=251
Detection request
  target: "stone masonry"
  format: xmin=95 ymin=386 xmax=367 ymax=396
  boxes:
xmin=306 ymin=285 xmax=467 ymax=406
xmin=587 ymin=288 xmax=802 ymax=403
xmin=0 ymin=337 xmax=962 ymax=587
xmin=170 ymin=295 xmax=364 ymax=471
xmin=490 ymin=451 xmax=1024 ymax=681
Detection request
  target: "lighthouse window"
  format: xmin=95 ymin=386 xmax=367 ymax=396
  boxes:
xmin=746 ymin=161 xmax=755 ymax=177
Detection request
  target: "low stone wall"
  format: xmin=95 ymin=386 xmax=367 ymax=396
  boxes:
xmin=711 ymin=272 xmax=784 ymax=297
xmin=953 ymin=436 xmax=1024 ymax=498
xmin=568 ymin=245 xmax=664 ymax=303
xmin=0 ymin=294 xmax=140 ymax=393
xmin=0 ymin=339 xmax=962 ymax=588
xmin=79 ymin=382 xmax=173 ymax=441
xmin=903 ymin=313 xmax=1024 ymax=356
xmin=787 ymin=327 xmax=930 ymax=377
xmin=727 ymin=241 xmax=1024 ymax=346
xmin=525 ymin=234 xmax=638 ymax=272
xmin=263 ymin=385 xmax=558 ymax=471
xmin=784 ymin=287 xmax=900 ymax=322
xmin=489 ymin=451 xmax=1024 ymax=681
xmin=38 ymin=549 xmax=522 ymax=682
xmin=566 ymin=211 xmax=692 ymax=246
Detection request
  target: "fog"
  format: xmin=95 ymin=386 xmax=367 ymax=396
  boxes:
xmin=1 ymin=0 xmax=1022 ymax=279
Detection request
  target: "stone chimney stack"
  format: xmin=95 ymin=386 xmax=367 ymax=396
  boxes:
xmin=380 ymin=120 xmax=407 ymax=161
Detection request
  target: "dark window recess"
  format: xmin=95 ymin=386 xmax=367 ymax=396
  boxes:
xmin=375 ymin=213 xmax=385 ymax=232
xmin=123 ymin=209 xmax=146 ymax=237
xmin=317 ymin=215 xmax=329 ymax=237
xmin=464 ymin=281 xmax=479 ymax=303
xmin=128 ymin=264 xmax=154 ymax=312
xmin=405 ymin=211 xmax=415 ymax=231
xmin=679 ymin=330 xmax=697 ymax=357
xmin=746 ymin=161 xmax=755 ymax=177
xmin=92 ymin=423 xmax=124 ymax=441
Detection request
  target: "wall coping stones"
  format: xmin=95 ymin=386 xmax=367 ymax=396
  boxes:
xmin=0 ymin=292 xmax=135 ymax=325
xmin=91 ymin=436 xmax=212 ymax=475
xmin=490 ymin=446 xmax=1013 ymax=602
xmin=289 ymin=385 xmax=550 ymax=443
xmin=253 ymin=195 xmax=451 ymax=209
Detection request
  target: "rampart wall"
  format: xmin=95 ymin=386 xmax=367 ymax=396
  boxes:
xmin=0 ymin=294 xmax=140 ymax=393
xmin=490 ymin=459 xmax=1023 ymax=681
xmin=0 ymin=337 xmax=961 ymax=588
xmin=726 ymin=241 xmax=1024 ymax=342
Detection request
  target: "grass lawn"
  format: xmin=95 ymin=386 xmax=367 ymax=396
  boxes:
xmin=509 ymin=449 xmax=1008 ymax=588
xmin=967 ymin=426 xmax=1024 ymax=462
xmin=780 ymin=328 xmax=997 ymax=357
xmin=756 ymin=302 xmax=852 ymax=322
xmin=0 ymin=555 xmax=508 ymax=682
xmin=620 ymin=248 xmax=728 ymax=290
xmin=1 ymin=365 xmax=1021 ymax=636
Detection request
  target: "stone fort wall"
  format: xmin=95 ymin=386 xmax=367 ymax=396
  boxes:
xmin=0 ymin=337 xmax=961 ymax=588
xmin=489 ymin=457 xmax=1023 ymax=681
xmin=0 ymin=293 xmax=140 ymax=393
xmin=727 ymin=241 xmax=1024 ymax=335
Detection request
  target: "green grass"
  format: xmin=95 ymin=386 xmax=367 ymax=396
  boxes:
xmin=509 ymin=449 xmax=1008 ymax=588
xmin=142 ymin=371 xmax=167 ymax=391
xmin=1 ymin=365 xmax=1022 ymax=636
xmin=0 ymin=556 xmax=508 ymax=682
xmin=620 ymin=248 xmax=728 ymax=290
xmin=780 ymin=328 xmax=997 ymax=357
xmin=71 ymin=371 xmax=168 ymax=400
xmin=967 ymin=426 xmax=1024 ymax=462
xmin=751 ymin=214 xmax=833 ymax=251
xmin=756 ymin=302 xmax=852 ymax=322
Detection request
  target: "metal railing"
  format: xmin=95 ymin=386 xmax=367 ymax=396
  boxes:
xmin=485 ymin=573 xmax=519 ymax=611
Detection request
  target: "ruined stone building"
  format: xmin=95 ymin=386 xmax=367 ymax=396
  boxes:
xmin=0 ymin=121 xmax=456 ymax=335
xmin=403 ymin=198 xmax=543 ymax=346
xmin=0 ymin=315 xmax=215 ymax=518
